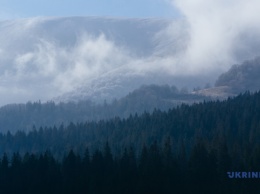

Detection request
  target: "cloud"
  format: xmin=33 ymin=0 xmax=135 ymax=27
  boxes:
xmin=0 ymin=17 xmax=219 ymax=105
xmin=7 ymin=33 xmax=131 ymax=97
xmin=0 ymin=18 xmax=145 ymax=105
xmin=167 ymin=0 xmax=260 ymax=74
xmin=1 ymin=8 xmax=260 ymax=106
xmin=0 ymin=17 xmax=187 ymax=105
xmin=0 ymin=20 xmax=191 ymax=106
xmin=53 ymin=33 xmax=131 ymax=92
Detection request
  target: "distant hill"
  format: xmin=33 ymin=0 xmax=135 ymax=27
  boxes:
xmin=110 ymin=84 xmax=209 ymax=116
xmin=0 ymin=16 xmax=195 ymax=106
xmin=215 ymin=56 xmax=260 ymax=93
xmin=191 ymin=57 xmax=260 ymax=99
xmin=4 ymin=55 xmax=260 ymax=133
xmin=0 ymin=84 xmax=209 ymax=133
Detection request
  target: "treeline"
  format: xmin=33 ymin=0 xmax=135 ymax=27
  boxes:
xmin=0 ymin=140 xmax=259 ymax=194
xmin=0 ymin=84 xmax=205 ymax=133
xmin=0 ymin=91 xmax=259 ymax=192
xmin=0 ymin=91 xmax=259 ymax=159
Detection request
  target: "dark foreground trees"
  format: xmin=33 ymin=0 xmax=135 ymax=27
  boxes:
xmin=0 ymin=141 xmax=259 ymax=194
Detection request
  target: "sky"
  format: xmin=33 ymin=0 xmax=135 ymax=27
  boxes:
xmin=0 ymin=0 xmax=179 ymax=19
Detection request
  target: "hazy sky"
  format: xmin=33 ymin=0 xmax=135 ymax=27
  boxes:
xmin=0 ymin=0 xmax=179 ymax=19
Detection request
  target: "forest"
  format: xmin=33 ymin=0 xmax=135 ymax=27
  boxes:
xmin=1 ymin=140 xmax=258 ymax=194
xmin=0 ymin=84 xmax=207 ymax=133
xmin=0 ymin=91 xmax=260 ymax=193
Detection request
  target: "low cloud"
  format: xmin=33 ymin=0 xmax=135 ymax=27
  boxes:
xmin=168 ymin=0 xmax=260 ymax=73
xmin=0 ymin=32 xmax=132 ymax=103
xmin=0 ymin=6 xmax=260 ymax=105
xmin=0 ymin=17 xmax=191 ymax=105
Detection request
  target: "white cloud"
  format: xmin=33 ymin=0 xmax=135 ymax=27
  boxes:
xmin=0 ymin=20 xmax=189 ymax=105
xmin=0 ymin=9 xmax=260 ymax=105
xmin=0 ymin=29 xmax=132 ymax=104
xmin=168 ymin=0 xmax=260 ymax=73
xmin=52 ymin=33 xmax=131 ymax=93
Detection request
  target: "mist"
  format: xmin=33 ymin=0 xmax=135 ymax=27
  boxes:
xmin=0 ymin=17 xmax=190 ymax=105
xmin=0 ymin=0 xmax=260 ymax=106
xmin=170 ymin=0 xmax=260 ymax=72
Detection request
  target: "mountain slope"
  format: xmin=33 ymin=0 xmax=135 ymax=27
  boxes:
xmin=215 ymin=56 xmax=260 ymax=93
xmin=0 ymin=84 xmax=210 ymax=133
xmin=0 ymin=16 xmax=216 ymax=106
xmin=0 ymin=17 xmax=179 ymax=105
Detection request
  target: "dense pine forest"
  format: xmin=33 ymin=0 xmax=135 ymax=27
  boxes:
xmin=1 ymin=141 xmax=259 ymax=194
xmin=1 ymin=91 xmax=260 ymax=193
xmin=0 ymin=84 xmax=207 ymax=133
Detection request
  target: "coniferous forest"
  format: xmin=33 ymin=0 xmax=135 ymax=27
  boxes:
xmin=0 ymin=84 xmax=206 ymax=133
xmin=1 ymin=91 xmax=260 ymax=193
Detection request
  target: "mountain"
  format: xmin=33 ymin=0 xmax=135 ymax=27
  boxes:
xmin=53 ymin=69 xmax=205 ymax=104
xmin=3 ymin=16 xmax=256 ymax=107
xmin=0 ymin=17 xmax=170 ymax=105
xmin=215 ymin=56 xmax=260 ymax=93
xmin=1 ymin=16 xmax=260 ymax=106
xmin=191 ymin=56 xmax=260 ymax=99
xmin=0 ymin=16 xmax=214 ymax=106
